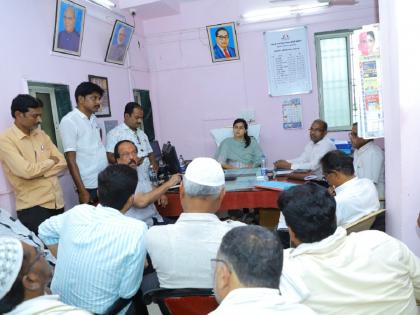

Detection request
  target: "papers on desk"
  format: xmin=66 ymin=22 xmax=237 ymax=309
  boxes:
xmin=255 ymin=181 xmax=298 ymax=191
xmin=275 ymin=170 xmax=294 ymax=176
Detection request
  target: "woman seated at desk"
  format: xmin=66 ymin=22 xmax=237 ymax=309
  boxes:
xmin=215 ymin=118 xmax=264 ymax=169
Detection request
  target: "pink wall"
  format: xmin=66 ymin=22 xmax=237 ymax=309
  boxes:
xmin=0 ymin=0 xmax=149 ymax=214
xmin=379 ymin=0 xmax=420 ymax=256
xmin=140 ymin=0 xmax=378 ymax=164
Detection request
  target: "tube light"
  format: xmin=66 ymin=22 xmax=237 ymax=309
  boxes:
xmin=87 ymin=0 xmax=116 ymax=9
xmin=241 ymin=2 xmax=329 ymax=23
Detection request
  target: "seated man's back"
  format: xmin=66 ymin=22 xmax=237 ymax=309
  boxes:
xmin=335 ymin=177 xmax=379 ymax=225
xmin=282 ymin=228 xmax=420 ymax=315
xmin=146 ymin=213 xmax=243 ymax=288
xmin=146 ymin=157 xmax=244 ymax=289
xmin=278 ymin=183 xmax=420 ymax=315
xmin=39 ymin=165 xmax=148 ymax=314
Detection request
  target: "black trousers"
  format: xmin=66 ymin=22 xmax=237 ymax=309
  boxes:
xmin=17 ymin=206 xmax=64 ymax=235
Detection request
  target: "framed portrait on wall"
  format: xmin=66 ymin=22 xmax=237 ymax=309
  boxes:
xmin=88 ymin=75 xmax=111 ymax=117
xmin=105 ymin=20 xmax=134 ymax=65
xmin=52 ymin=0 xmax=86 ymax=56
xmin=206 ymin=22 xmax=240 ymax=63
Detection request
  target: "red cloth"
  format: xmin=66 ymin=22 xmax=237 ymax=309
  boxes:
xmin=223 ymin=48 xmax=231 ymax=58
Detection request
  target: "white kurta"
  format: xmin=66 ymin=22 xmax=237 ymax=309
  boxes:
xmin=287 ymin=137 xmax=336 ymax=176
xmin=209 ymin=288 xmax=316 ymax=315
xmin=146 ymin=213 xmax=244 ymax=289
xmin=280 ymin=227 xmax=420 ymax=315
xmin=335 ymin=177 xmax=379 ymax=226
xmin=353 ymin=141 xmax=385 ymax=199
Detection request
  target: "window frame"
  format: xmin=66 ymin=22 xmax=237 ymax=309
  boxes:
xmin=315 ymin=29 xmax=355 ymax=132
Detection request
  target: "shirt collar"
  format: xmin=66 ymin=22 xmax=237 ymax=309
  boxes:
xmin=96 ymin=204 xmax=124 ymax=217
xmin=11 ymin=123 xmax=39 ymax=140
xmin=122 ymin=122 xmax=138 ymax=133
xmin=288 ymin=227 xmax=347 ymax=257
xmin=221 ymin=288 xmax=285 ymax=305
xmin=355 ymin=141 xmax=374 ymax=154
xmin=75 ymin=108 xmax=95 ymax=122
xmin=177 ymin=213 xmax=221 ymax=223
xmin=335 ymin=176 xmax=357 ymax=194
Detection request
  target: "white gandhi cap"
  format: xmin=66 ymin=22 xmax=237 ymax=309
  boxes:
xmin=184 ymin=157 xmax=225 ymax=187
xmin=0 ymin=237 xmax=23 ymax=300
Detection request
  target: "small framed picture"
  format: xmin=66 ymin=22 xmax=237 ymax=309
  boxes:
xmin=53 ymin=0 xmax=86 ymax=56
xmin=105 ymin=20 xmax=134 ymax=65
xmin=88 ymin=75 xmax=111 ymax=117
xmin=206 ymin=22 xmax=240 ymax=63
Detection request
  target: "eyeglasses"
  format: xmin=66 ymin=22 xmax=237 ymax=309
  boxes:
xmin=309 ymin=128 xmax=324 ymax=132
xmin=216 ymin=35 xmax=229 ymax=39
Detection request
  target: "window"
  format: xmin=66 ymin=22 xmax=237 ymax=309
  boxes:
xmin=315 ymin=31 xmax=353 ymax=131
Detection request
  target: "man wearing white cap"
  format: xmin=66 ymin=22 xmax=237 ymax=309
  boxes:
xmin=145 ymin=157 xmax=244 ymax=289
xmin=0 ymin=236 xmax=89 ymax=314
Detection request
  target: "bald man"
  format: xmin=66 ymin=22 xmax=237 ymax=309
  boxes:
xmin=108 ymin=27 xmax=127 ymax=62
xmin=57 ymin=6 xmax=80 ymax=52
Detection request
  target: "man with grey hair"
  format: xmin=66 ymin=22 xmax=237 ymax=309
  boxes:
xmin=210 ymin=226 xmax=316 ymax=315
xmin=145 ymin=157 xmax=244 ymax=289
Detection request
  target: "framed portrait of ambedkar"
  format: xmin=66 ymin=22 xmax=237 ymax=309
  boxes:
xmin=206 ymin=22 xmax=240 ymax=63
xmin=105 ymin=20 xmax=134 ymax=65
xmin=53 ymin=0 xmax=86 ymax=56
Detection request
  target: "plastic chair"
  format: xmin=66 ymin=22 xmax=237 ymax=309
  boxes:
xmin=344 ymin=209 xmax=386 ymax=234
xmin=143 ymin=288 xmax=218 ymax=315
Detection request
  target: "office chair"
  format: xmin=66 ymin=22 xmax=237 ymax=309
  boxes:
xmin=143 ymin=288 xmax=218 ymax=315
xmin=344 ymin=209 xmax=386 ymax=234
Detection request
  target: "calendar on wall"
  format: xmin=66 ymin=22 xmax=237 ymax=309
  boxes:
xmin=282 ymin=97 xmax=302 ymax=129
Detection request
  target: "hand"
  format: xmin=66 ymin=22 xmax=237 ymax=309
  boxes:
xmin=327 ymin=185 xmax=336 ymax=197
xmin=157 ymin=195 xmax=168 ymax=208
xmin=78 ymin=189 xmax=91 ymax=204
xmin=168 ymin=174 xmax=182 ymax=186
xmin=50 ymin=156 xmax=60 ymax=164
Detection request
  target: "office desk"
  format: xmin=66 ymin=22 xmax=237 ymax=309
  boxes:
xmin=157 ymin=170 xmax=305 ymax=229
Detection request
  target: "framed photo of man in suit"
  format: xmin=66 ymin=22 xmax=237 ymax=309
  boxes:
xmin=105 ymin=20 xmax=134 ymax=65
xmin=206 ymin=22 xmax=240 ymax=63
xmin=53 ymin=0 xmax=86 ymax=56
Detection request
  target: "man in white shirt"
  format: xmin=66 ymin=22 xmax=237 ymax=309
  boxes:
xmin=278 ymin=183 xmax=420 ymax=315
xmin=59 ymin=82 xmax=108 ymax=204
xmin=274 ymin=119 xmax=336 ymax=176
xmin=0 ymin=208 xmax=55 ymax=266
xmin=210 ymin=225 xmax=316 ymax=315
xmin=350 ymin=122 xmax=385 ymax=200
xmin=146 ymin=157 xmax=244 ymax=289
xmin=38 ymin=165 xmax=147 ymax=314
xmin=114 ymin=140 xmax=181 ymax=227
xmin=321 ymin=150 xmax=379 ymax=226
xmin=0 ymin=237 xmax=89 ymax=314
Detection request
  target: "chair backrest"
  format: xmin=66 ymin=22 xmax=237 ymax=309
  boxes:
xmin=144 ymin=288 xmax=218 ymax=315
xmin=210 ymin=124 xmax=261 ymax=146
xmin=344 ymin=208 xmax=386 ymax=234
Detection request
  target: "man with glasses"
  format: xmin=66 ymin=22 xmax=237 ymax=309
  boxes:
xmin=59 ymin=82 xmax=108 ymax=204
xmin=114 ymin=140 xmax=181 ymax=227
xmin=210 ymin=225 xmax=315 ymax=315
xmin=274 ymin=119 xmax=336 ymax=176
xmin=0 ymin=236 xmax=89 ymax=314
xmin=0 ymin=94 xmax=66 ymax=233
xmin=213 ymin=27 xmax=237 ymax=60
xmin=320 ymin=150 xmax=379 ymax=226
xmin=349 ymin=122 xmax=385 ymax=201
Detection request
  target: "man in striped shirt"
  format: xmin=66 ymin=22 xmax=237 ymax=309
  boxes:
xmin=38 ymin=165 xmax=148 ymax=314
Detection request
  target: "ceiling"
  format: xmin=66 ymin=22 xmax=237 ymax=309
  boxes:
xmin=115 ymin=0 xmax=358 ymax=20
